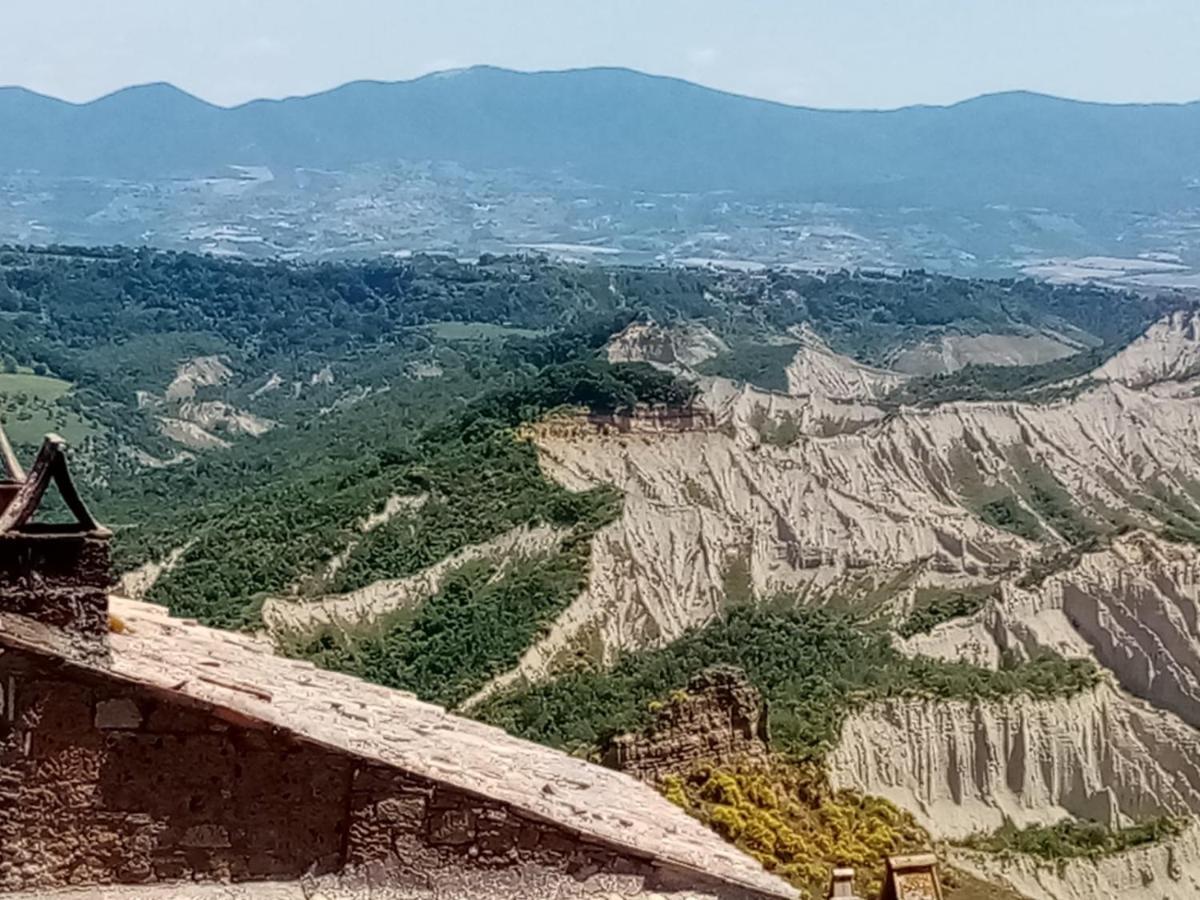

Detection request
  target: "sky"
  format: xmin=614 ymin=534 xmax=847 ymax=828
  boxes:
xmin=2 ymin=0 xmax=1199 ymax=109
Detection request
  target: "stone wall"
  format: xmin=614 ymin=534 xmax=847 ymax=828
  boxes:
xmin=0 ymin=532 xmax=111 ymax=639
xmin=603 ymin=667 xmax=770 ymax=783
xmin=0 ymin=647 xmax=768 ymax=899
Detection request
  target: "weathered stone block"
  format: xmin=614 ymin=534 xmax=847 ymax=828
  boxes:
xmin=180 ymin=824 xmax=232 ymax=849
xmin=95 ymin=698 xmax=143 ymax=730
xmin=538 ymin=829 xmax=580 ymax=857
xmin=476 ymin=821 xmax=521 ymax=857
xmin=429 ymin=786 xmax=469 ymax=810
xmin=427 ymin=808 xmax=475 ymax=846
xmin=517 ymin=823 xmax=542 ymax=851
xmin=375 ymin=796 xmax=425 ymax=831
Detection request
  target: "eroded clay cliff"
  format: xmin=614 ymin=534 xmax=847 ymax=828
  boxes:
xmin=827 ymin=683 xmax=1200 ymax=839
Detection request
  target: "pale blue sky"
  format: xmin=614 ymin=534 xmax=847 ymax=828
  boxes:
xmin=4 ymin=0 xmax=1199 ymax=108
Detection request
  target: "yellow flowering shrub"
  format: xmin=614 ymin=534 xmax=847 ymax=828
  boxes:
xmin=660 ymin=759 xmax=930 ymax=899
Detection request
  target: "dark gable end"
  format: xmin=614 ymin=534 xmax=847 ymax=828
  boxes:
xmin=0 ymin=431 xmax=112 ymax=644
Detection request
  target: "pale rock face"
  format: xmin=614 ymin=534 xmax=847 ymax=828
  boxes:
xmin=702 ymin=376 xmax=886 ymax=437
xmin=479 ymin=311 xmax=1200 ymax=899
xmin=145 ymin=356 xmax=276 ymax=453
xmin=950 ymin=827 xmax=1200 ymax=900
xmin=156 ymin=416 xmax=231 ymax=450
xmin=828 ymin=683 xmax=1200 ymax=839
xmin=1097 ymin=310 xmax=1200 ymax=386
xmin=902 ymin=533 xmax=1200 ymax=731
xmin=249 ymin=372 xmax=284 ymax=398
xmin=486 ymin=366 xmax=1200 ymax=696
xmin=176 ymin=400 xmax=275 ymax=437
xmin=831 ymin=530 xmax=1200 ymax=900
xmin=603 ymin=667 xmax=769 ymax=782
xmin=164 ymin=355 xmax=233 ymax=402
xmin=606 ymin=321 xmax=729 ymax=369
xmin=117 ymin=545 xmax=190 ymax=600
xmin=784 ymin=326 xmax=907 ymax=400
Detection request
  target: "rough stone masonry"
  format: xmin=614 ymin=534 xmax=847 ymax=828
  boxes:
xmin=603 ymin=666 xmax=770 ymax=783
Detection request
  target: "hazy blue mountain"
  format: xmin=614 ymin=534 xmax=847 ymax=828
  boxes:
xmin=3 ymin=67 xmax=1199 ymax=210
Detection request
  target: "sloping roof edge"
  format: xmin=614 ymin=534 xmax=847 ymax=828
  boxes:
xmin=0 ymin=598 xmax=798 ymax=900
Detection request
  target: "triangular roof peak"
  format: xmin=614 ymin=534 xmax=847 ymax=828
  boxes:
xmin=0 ymin=432 xmax=106 ymax=535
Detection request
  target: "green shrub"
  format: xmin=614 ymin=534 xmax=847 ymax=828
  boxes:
xmin=663 ymin=761 xmax=929 ymax=898
xmin=697 ymin=342 xmax=800 ymax=393
xmin=959 ymin=817 xmax=1185 ymax=860
xmin=979 ymin=495 xmax=1042 ymax=541
xmin=897 ymin=587 xmax=994 ymax=638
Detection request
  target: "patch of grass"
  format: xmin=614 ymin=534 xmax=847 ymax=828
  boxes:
xmin=884 ymin=348 xmax=1108 ymax=408
xmin=972 ymin=464 xmax=1103 ymax=547
xmin=755 ymin=410 xmax=805 ymax=448
xmin=0 ymin=404 xmax=97 ymax=449
xmin=0 ymin=372 xmax=72 ymax=400
xmin=978 ymin=494 xmax=1042 ymax=541
xmin=958 ymin=817 xmax=1185 ymax=861
xmin=1023 ymin=469 xmax=1098 ymax=545
xmin=0 ymin=374 xmax=98 ymax=448
xmin=720 ymin=548 xmax=755 ymax=609
xmin=1145 ymin=479 xmax=1200 ymax=545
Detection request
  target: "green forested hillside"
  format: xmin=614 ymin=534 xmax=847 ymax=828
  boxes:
xmin=0 ymin=244 xmax=1177 ymax=633
xmin=0 ymin=246 xmax=1178 ymax=462
xmin=475 ymin=605 xmax=1100 ymax=760
xmin=0 ymin=245 xmax=1155 ymax=725
xmin=121 ymin=357 xmax=686 ymax=629
xmin=1 ymin=245 xmax=1175 ymax=385
xmin=3 ymin=245 xmax=1155 ymax=898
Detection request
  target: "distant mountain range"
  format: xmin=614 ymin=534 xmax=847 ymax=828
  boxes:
xmin=4 ymin=66 xmax=1200 ymax=210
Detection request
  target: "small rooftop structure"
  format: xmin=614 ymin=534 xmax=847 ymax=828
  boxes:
xmin=879 ymin=855 xmax=943 ymax=900
xmin=828 ymin=867 xmax=861 ymax=899
xmin=0 ymin=428 xmax=105 ymax=534
xmin=0 ymin=426 xmax=797 ymax=899
xmin=0 ymin=430 xmax=111 ymax=644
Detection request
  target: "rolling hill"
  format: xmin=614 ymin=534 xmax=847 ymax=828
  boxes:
xmin=3 ymin=66 xmax=1200 ymax=210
